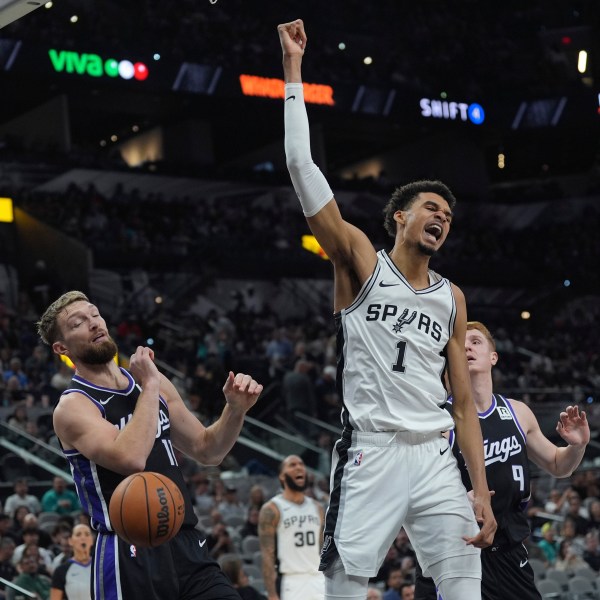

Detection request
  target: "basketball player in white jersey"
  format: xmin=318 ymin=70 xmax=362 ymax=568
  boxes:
xmin=258 ymin=455 xmax=325 ymax=600
xmin=277 ymin=19 xmax=496 ymax=600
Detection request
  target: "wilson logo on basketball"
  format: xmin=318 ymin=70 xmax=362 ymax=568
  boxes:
xmin=156 ymin=487 xmax=171 ymax=538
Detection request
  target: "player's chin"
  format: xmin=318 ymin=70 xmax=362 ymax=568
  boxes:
xmin=417 ymin=242 xmax=437 ymax=257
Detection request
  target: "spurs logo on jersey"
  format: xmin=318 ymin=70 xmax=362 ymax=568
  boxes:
xmin=483 ymin=435 xmax=522 ymax=466
xmin=337 ymin=250 xmax=456 ymax=433
xmin=365 ymin=305 xmax=443 ymax=341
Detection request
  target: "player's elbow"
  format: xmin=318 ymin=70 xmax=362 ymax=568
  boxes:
xmin=120 ymin=456 xmax=148 ymax=475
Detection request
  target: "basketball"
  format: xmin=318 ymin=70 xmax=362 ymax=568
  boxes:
xmin=109 ymin=472 xmax=185 ymax=547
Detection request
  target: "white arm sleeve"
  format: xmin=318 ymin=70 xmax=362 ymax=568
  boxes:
xmin=284 ymin=83 xmax=334 ymax=217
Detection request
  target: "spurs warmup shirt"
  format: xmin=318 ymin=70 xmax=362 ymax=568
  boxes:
xmin=338 ymin=250 xmax=456 ymax=433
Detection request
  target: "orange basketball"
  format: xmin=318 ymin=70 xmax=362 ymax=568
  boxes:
xmin=109 ymin=472 xmax=185 ymax=547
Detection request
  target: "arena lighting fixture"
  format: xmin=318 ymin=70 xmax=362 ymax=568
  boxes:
xmin=0 ymin=0 xmax=44 ymax=28
xmin=578 ymin=50 xmax=588 ymax=74
xmin=0 ymin=197 xmax=14 ymax=222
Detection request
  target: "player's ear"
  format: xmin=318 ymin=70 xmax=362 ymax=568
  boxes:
xmin=53 ymin=341 xmax=68 ymax=357
xmin=490 ymin=351 xmax=498 ymax=366
xmin=393 ymin=210 xmax=406 ymax=225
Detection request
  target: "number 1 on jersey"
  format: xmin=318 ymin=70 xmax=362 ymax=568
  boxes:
xmin=392 ymin=340 xmax=407 ymax=373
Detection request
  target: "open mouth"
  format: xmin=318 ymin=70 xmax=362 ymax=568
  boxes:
xmin=424 ymin=223 xmax=442 ymax=243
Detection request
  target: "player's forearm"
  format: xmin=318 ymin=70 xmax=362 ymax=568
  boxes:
xmin=114 ymin=383 xmax=160 ymax=472
xmin=552 ymin=444 xmax=587 ymax=478
xmin=260 ymin=551 xmax=278 ymax=598
xmin=454 ymin=405 xmax=489 ymax=496
xmin=283 ymin=54 xmax=302 ymax=83
xmin=196 ymin=403 xmax=245 ymax=465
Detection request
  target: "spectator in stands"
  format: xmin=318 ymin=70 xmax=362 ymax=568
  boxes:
xmin=40 ymin=477 xmax=79 ymax=515
xmin=248 ymin=484 xmax=266 ymax=511
xmin=393 ymin=529 xmax=416 ymax=563
xmin=0 ymin=514 xmax=17 ymax=543
xmin=219 ymin=554 xmax=265 ymax=600
xmin=49 ymin=360 xmax=74 ymax=396
xmin=564 ymin=491 xmax=591 ymax=536
xmin=239 ymin=506 xmax=260 ymax=539
xmin=583 ymin=530 xmax=600 ymax=572
xmin=588 ymin=498 xmax=600 ymax=531
xmin=47 ymin=524 xmax=73 ymax=568
xmin=555 ymin=539 xmax=588 ymax=572
xmin=217 ymin=486 xmax=246 ymax=522
xmin=3 ymin=358 xmax=28 ymax=390
xmin=6 ymin=404 xmax=28 ymax=431
xmin=281 ymin=359 xmax=316 ymax=427
xmin=399 ymin=583 xmax=415 ymax=600
xmin=193 ymin=477 xmax=216 ymax=515
xmin=0 ymin=537 xmax=17 ymax=598
xmin=12 ymin=529 xmax=53 ymax=575
xmin=314 ymin=365 xmax=340 ymax=424
xmin=206 ymin=522 xmax=236 ymax=560
xmin=3 ymin=480 xmax=41 ymax=518
xmin=8 ymin=545 xmax=51 ymax=600
xmin=367 ymin=588 xmax=383 ymax=600
xmin=537 ymin=522 xmax=559 ymax=566
xmin=383 ymin=563 xmax=410 ymax=600
xmin=7 ymin=506 xmax=31 ymax=542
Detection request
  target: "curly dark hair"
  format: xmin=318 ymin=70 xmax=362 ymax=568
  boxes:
xmin=382 ymin=180 xmax=456 ymax=238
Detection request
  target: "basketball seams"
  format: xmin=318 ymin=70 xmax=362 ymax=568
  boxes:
xmin=109 ymin=471 xmax=183 ymax=547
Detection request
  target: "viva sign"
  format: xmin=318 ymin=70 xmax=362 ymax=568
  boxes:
xmin=48 ymin=49 xmax=149 ymax=81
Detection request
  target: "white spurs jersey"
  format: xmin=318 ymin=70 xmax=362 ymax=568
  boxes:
xmin=271 ymin=494 xmax=322 ymax=575
xmin=337 ymin=250 xmax=456 ymax=433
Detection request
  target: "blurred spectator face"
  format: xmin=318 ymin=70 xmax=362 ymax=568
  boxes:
xmin=14 ymin=480 xmax=28 ymax=496
xmin=387 ymin=567 xmax=403 ymax=591
xmin=366 ymin=589 xmax=382 ymax=600
xmin=53 ymin=477 xmax=67 ymax=493
xmin=590 ymin=500 xmax=600 ymax=521
xmin=567 ymin=495 xmax=584 ymax=517
xmin=585 ymin=532 xmax=599 ymax=553
xmin=401 ymin=584 xmax=415 ymax=600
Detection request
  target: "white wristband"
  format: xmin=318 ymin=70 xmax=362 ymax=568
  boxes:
xmin=284 ymin=83 xmax=333 ymax=217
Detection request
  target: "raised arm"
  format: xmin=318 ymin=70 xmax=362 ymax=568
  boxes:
xmin=446 ymin=285 xmax=496 ymax=547
xmin=278 ymin=19 xmax=376 ymax=309
xmin=258 ymin=500 xmax=281 ymax=600
xmin=512 ymin=401 xmax=589 ymax=478
xmin=166 ymin=371 xmax=263 ymax=466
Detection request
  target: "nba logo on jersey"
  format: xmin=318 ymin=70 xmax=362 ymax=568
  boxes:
xmin=354 ymin=450 xmax=364 ymax=466
xmin=497 ymin=406 xmax=512 ymax=420
xmin=129 ymin=545 xmax=137 ymax=557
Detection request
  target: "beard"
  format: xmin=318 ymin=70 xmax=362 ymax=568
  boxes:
xmin=284 ymin=473 xmax=307 ymax=492
xmin=417 ymin=241 xmax=436 ymax=256
xmin=78 ymin=338 xmax=118 ymax=365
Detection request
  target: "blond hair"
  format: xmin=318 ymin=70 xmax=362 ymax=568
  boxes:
xmin=36 ymin=291 xmax=89 ymax=345
xmin=466 ymin=321 xmax=496 ymax=351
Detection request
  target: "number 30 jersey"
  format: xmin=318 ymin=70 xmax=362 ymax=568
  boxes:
xmin=337 ymin=250 xmax=456 ymax=433
xmin=271 ymin=494 xmax=323 ymax=575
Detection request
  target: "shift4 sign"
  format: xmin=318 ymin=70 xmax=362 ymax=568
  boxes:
xmin=49 ymin=49 xmax=149 ymax=81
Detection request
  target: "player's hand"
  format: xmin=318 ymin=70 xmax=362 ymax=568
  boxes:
xmin=277 ymin=19 xmax=307 ymax=57
xmin=223 ymin=372 xmax=263 ymax=413
xmin=556 ymin=405 xmax=590 ymax=447
xmin=463 ymin=493 xmax=496 ymax=548
xmin=128 ymin=346 xmax=160 ymax=387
